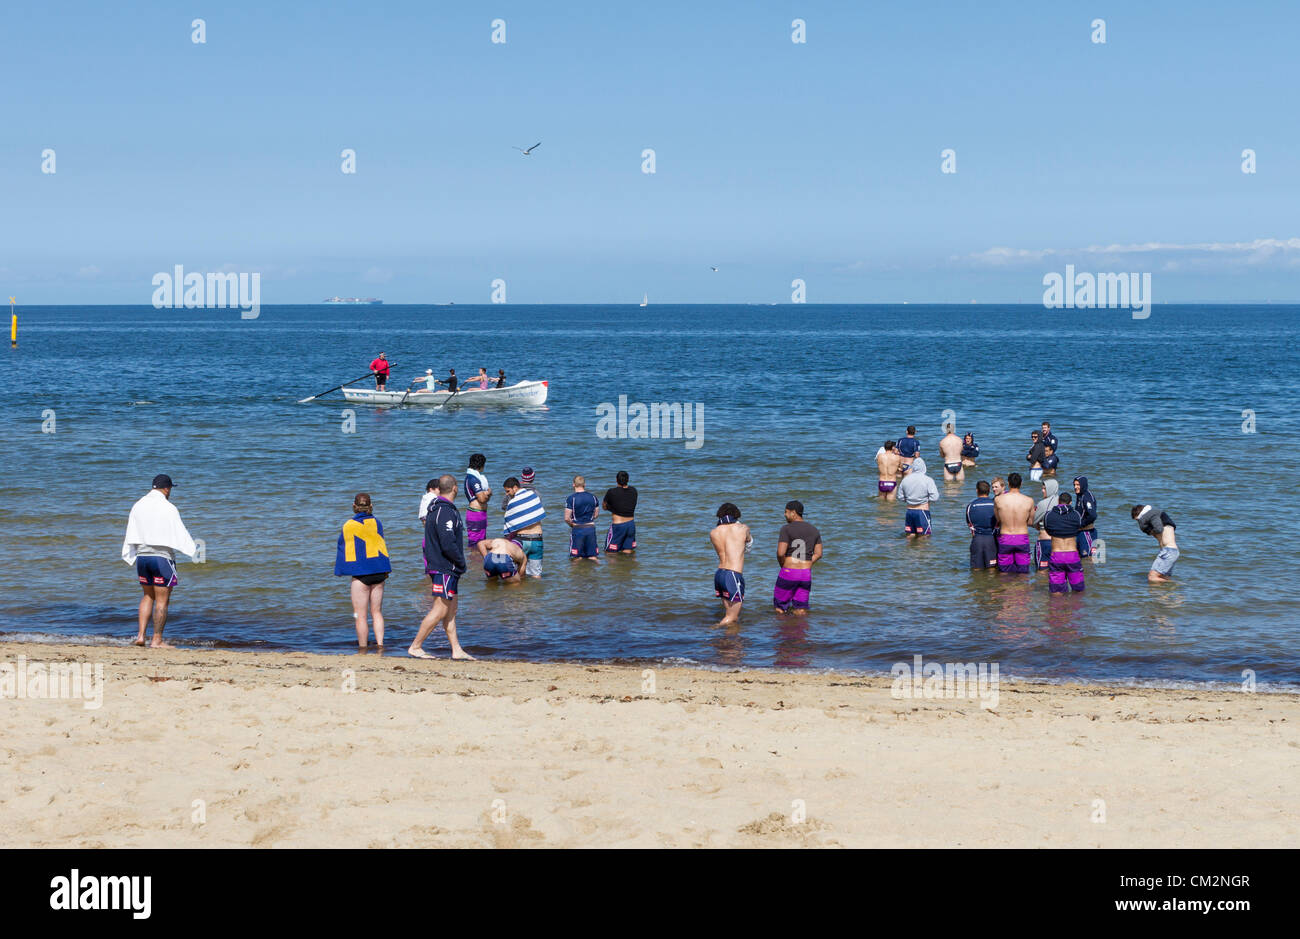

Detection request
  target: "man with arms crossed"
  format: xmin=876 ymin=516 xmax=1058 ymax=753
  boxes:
xmin=774 ymin=501 xmax=822 ymax=614
xmin=410 ymin=475 xmax=474 ymax=660
xmin=965 ymin=480 xmax=998 ymax=570
xmin=994 ymin=472 xmax=1036 ymax=573
xmin=876 ymin=441 xmax=901 ymax=500
xmin=1026 ymin=430 xmax=1045 ymax=482
xmin=1132 ymin=503 xmax=1179 ymax=582
xmin=938 ymin=423 xmax=964 ymax=481
xmin=122 ymin=473 xmax=199 ymax=648
xmin=602 ymin=471 xmax=638 ymax=554
xmin=463 ymin=453 xmax=492 ymax=551
xmin=711 ymin=503 xmax=751 ymax=626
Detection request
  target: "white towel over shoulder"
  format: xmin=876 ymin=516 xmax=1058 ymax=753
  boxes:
xmin=122 ymin=490 xmax=197 ymax=564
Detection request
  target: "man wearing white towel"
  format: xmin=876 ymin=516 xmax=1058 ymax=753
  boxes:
xmin=122 ymin=474 xmax=198 ymax=648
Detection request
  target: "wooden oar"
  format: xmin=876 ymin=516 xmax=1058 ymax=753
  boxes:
xmin=298 ymin=370 xmax=378 ymax=403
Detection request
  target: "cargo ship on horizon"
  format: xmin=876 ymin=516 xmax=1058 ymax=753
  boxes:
xmin=322 ymin=297 xmax=383 ymax=304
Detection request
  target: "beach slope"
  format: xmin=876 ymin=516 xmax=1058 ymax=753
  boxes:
xmin=1 ymin=642 xmax=1295 ymax=848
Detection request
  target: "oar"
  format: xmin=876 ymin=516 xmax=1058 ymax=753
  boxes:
xmin=298 ymin=370 xmax=378 ymax=403
xmin=436 ymin=385 xmax=463 ymax=409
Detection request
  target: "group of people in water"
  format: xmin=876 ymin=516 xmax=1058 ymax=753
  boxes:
xmin=367 ymin=352 xmax=506 ymax=394
xmin=872 ymin=421 xmax=1180 ymax=594
xmin=118 ymin=417 xmax=1181 ymax=653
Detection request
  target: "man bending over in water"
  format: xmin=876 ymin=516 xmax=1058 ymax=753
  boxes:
xmin=994 ymin=472 xmax=1036 ymax=573
xmin=876 ymin=441 xmax=901 ymax=500
xmin=939 ymin=424 xmax=964 ymax=481
xmin=1132 ymin=504 xmax=1179 ymax=582
xmin=479 ymin=536 xmax=527 ymax=583
xmin=710 ymin=503 xmax=751 ymax=626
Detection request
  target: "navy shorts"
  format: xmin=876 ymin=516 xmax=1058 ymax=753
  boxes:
xmin=714 ymin=568 xmax=745 ymax=603
xmin=429 ymin=571 xmax=460 ymax=598
xmin=605 ymin=520 xmax=637 ymax=552
xmin=136 ymin=556 xmax=178 ymax=588
xmin=483 ymin=553 xmax=517 ymax=578
xmin=904 ymin=508 xmax=931 ymax=534
xmin=969 ymin=534 xmax=998 ymax=569
xmin=570 ymin=526 xmax=599 ymax=558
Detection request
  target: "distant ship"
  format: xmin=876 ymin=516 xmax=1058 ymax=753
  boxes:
xmin=322 ymin=297 xmax=383 ymax=304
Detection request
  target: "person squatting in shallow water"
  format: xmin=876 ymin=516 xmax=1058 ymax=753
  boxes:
xmin=334 ymin=492 xmax=391 ymax=647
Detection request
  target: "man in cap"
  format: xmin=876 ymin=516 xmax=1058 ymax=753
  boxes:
xmin=369 ymin=352 xmax=390 ymax=391
xmin=122 ymin=474 xmax=199 ymax=648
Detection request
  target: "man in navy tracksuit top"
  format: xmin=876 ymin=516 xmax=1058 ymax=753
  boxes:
xmin=409 ymin=474 xmax=474 ymax=660
xmin=1073 ymin=475 xmax=1099 ymax=557
xmin=965 ymin=481 xmax=998 ymax=570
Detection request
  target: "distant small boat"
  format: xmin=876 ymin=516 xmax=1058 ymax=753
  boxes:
xmin=323 ymin=297 xmax=383 ymax=304
xmin=640 ymin=293 xmax=648 ymax=307
xmin=341 ymin=380 xmax=549 ymax=407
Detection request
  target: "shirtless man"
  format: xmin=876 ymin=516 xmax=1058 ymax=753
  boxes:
xmin=875 ymin=441 xmax=901 ymax=500
xmin=1043 ymin=493 xmax=1085 ymax=593
xmin=1132 ymin=504 xmax=1179 ymax=583
xmin=710 ymin=502 xmax=751 ymax=626
xmin=994 ymin=472 xmax=1036 ymax=573
xmin=478 ymin=536 xmax=527 ymax=583
xmin=938 ymin=424 xmax=964 ymax=481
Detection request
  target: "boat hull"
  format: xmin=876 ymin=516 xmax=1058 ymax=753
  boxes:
xmin=340 ymin=380 xmax=549 ymax=407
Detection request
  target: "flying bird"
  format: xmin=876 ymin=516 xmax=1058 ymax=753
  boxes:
xmin=710 ymin=266 xmax=718 ymax=272
xmin=513 ymin=142 xmax=541 ymax=155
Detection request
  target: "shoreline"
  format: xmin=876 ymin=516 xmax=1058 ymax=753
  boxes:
xmin=3 ymin=640 xmax=1297 ymax=848
xmin=3 ymin=631 xmax=1297 ymax=696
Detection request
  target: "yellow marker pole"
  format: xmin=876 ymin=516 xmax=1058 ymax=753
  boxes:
xmin=8 ymin=297 xmax=14 ymax=349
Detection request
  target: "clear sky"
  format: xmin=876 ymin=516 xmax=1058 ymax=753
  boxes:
xmin=3 ymin=0 xmax=1298 ymax=304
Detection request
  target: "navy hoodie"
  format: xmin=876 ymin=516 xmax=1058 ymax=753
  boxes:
xmin=1073 ymin=476 xmax=1098 ymax=528
xmin=423 ymin=496 xmax=467 ymax=575
xmin=1043 ymin=504 xmax=1083 ymax=538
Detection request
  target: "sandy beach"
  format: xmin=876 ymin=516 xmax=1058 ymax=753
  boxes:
xmin=1 ymin=641 xmax=1296 ymax=848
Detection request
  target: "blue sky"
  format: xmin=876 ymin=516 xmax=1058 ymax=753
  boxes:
xmin=2 ymin=0 xmax=1298 ymax=303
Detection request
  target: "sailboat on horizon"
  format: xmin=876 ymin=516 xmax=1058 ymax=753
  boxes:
xmin=639 ymin=293 xmax=648 ymax=307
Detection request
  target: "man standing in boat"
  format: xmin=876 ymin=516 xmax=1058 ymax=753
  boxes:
xmin=369 ymin=352 xmax=391 ymax=391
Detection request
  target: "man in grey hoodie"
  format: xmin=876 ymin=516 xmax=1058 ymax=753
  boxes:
xmin=898 ymin=457 xmax=940 ymax=536
xmin=1032 ymin=478 xmax=1060 ymax=569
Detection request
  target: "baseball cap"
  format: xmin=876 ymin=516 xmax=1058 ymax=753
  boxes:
xmin=152 ymin=474 xmax=174 ymax=489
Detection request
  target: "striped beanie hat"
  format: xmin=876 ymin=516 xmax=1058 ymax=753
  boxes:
xmin=521 ymin=467 xmax=535 ymax=486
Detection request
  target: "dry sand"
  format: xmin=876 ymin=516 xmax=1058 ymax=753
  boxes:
xmin=1 ymin=641 xmax=1296 ymax=848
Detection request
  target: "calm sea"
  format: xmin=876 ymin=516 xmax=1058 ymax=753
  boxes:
xmin=2 ymin=304 xmax=1296 ymax=689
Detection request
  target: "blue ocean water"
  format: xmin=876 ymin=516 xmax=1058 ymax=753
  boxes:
xmin=1 ymin=304 xmax=1296 ymax=688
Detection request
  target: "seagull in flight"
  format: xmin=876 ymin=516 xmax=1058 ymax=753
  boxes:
xmin=513 ymin=142 xmax=541 ymax=155
xmin=710 ymin=266 xmax=718 ymax=272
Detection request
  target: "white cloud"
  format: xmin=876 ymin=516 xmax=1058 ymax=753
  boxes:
xmin=960 ymin=238 xmax=1300 ymax=269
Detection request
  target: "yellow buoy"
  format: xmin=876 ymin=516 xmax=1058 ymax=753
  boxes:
xmin=8 ymin=297 xmax=14 ymax=349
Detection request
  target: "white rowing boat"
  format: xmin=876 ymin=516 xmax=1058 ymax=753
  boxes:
xmin=340 ymin=379 xmax=549 ymax=407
